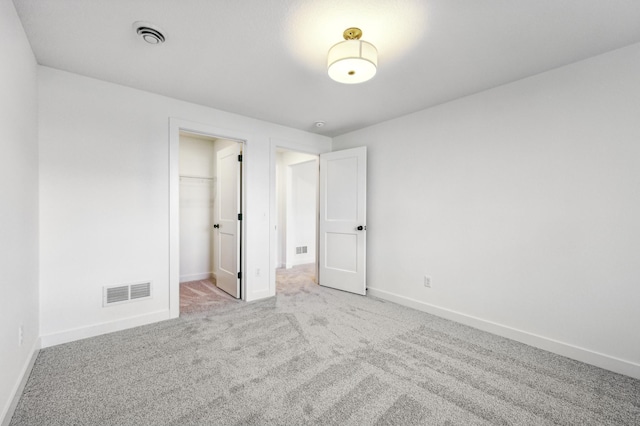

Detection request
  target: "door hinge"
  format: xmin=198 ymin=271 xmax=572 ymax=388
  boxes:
xmin=238 ymin=213 xmax=242 ymax=220
xmin=238 ymin=154 xmax=243 ymax=162
xmin=237 ymin=272 xmax=242 ymax=279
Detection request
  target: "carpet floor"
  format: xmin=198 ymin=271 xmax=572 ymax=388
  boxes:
xmin=10 ymin=264 xmax=640 ymax=425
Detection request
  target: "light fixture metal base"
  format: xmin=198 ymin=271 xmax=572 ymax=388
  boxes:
xmin=343 ymin=27 xmax=362 ymax=40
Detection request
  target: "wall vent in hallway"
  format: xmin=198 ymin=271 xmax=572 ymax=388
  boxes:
xmin=103 ymin=281 xmax=152 ymax=306
xmin=296 ymin=246 xmax=308 ymax=254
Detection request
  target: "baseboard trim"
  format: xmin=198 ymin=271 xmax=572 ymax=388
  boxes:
xmin=291 ymin=257 xmax=314 ymax=266
xmin=40 ymin=310 xmax=172 ymax=348
xmin=246 ymin=288 xmax=272 ymax=302
xmin=1 ymin=338 xmax=40 ymax=426
xmin=179 ymin=272 xmax=212 ymax=283
xmin=367 ymin=287 xmax=640 ymax=379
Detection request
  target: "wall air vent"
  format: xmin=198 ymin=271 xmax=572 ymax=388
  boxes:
xmin=106 ymin=285 xmax=129 ymax=304
xmin=103 ymin=281 xmax=152 ymax=307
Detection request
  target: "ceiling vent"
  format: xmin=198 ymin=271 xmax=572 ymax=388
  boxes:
xmin=133 ymin=22 xmax=165 ymax=44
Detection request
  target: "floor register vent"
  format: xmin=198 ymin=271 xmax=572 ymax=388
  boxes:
xmin=103 ymin=281 xmax=152 ymax=306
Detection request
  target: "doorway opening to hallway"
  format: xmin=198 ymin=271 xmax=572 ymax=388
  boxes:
xmin=275 ymin=149 xmax=319 ymax=293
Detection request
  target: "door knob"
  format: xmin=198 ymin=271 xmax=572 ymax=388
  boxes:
xmin=357 ymin=225 xmax=366 ymax=231
xmin=213 ymin=224 xmax=220 ymax=229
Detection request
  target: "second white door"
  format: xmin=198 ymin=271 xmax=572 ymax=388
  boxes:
xmin=215 ymin=143 xmax=241 ymax=298
xmin=318 ymin=146 xmax=367 ymax=295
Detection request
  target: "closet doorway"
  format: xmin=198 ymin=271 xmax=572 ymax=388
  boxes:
xmin=275 ymin=149 xmax=319 ymax=291
xmin=179 ymin=131 xmax=242 ymax=314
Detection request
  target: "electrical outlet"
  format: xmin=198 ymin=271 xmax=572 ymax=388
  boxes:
xmin=424 ymin=276 xmax=432 ymax=288
xmin=256 ymin=268 xmax=261 ymax=277
xmin=18 ymin=325 xmax=23 ymax=346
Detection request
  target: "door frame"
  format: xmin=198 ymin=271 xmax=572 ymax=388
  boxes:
xmin=269 ymin=138 xmax=330 ymax=297
xmin=169 ymin=118 xmax=248 ymax=318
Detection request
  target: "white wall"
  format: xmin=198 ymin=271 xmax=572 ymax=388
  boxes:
xmin=333 ymin=43 xmax=640 ymax=378
xmin=286 ymin=159 xmax=317 ymax=266
xmin=179 ymin=134 xmax=216 ymax=282
xmin=0 ymin=0 xmax=40 ymax=422
xmin=276 ymin=151 xmax=318 ymax=268
xmin=179 ymin=134 xmax=217 ymax=178
xmin=38 ymin=66 xmax=330 ymax=346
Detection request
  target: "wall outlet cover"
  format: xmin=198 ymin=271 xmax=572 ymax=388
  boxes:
xmin=424 ymin=276 xmax=432 ymax=288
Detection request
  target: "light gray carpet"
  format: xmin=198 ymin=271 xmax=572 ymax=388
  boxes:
xmin=10 ymin=265 xmax=640 ymax=425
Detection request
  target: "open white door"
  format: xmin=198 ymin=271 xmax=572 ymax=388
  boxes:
xmin=319 ymin=146 xmax=367 ymax=295
xmin=215 ymin=143 xmax=241 ymax=298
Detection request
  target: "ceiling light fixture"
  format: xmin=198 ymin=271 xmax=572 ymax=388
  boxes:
xmin=328 ymin=27 xmax=377 ymax=84
xmin=133 ymin=21 xmax=165 ymax=44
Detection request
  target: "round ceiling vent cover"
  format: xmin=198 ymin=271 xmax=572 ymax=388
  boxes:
xmin=133 ymin=22 xmax=165 ymax=44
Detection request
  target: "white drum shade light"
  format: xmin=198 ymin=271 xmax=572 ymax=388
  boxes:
xmin=328 ymin=28 xmax=377 ymax=84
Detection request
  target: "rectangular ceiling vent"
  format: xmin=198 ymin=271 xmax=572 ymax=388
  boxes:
xmin=103 ymin=281 xmax=152 ymax=307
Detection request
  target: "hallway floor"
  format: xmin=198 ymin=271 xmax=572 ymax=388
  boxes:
xmin=179 ymin=277 xmax=239 ymax=315
xmin=180 ymin=264 xmax=317 ymax=315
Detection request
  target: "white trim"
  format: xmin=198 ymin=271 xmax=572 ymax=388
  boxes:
xmin=367 ymin=287 xmax=640 ymax=380
xmin=248 ymin=288 xmax=271 ymax=301
xmin=1 ymin=338 xmax=40 ymax=426
xmin=289 ymin=256 xmax=315 ymax=267
xmin=169 ymin=118 xmax=250 ymax=315
xmin=40 ymin=310 xmax=171 ymax=348
xmin=179 ymin=272 xmax=213 ymax=283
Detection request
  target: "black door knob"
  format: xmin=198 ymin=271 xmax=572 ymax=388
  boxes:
xmin=357 ymin=225 xmax=364 ymax=231
xmin=213 ymin=224 xmax=220 ymax=229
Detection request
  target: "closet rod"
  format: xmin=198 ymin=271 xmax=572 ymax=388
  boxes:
xmin=180 ymin=175 xmax=215 ymax=180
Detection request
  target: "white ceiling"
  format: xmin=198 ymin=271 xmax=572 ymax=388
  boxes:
xmin=12 ymin=0 xmax=640 ymax=137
